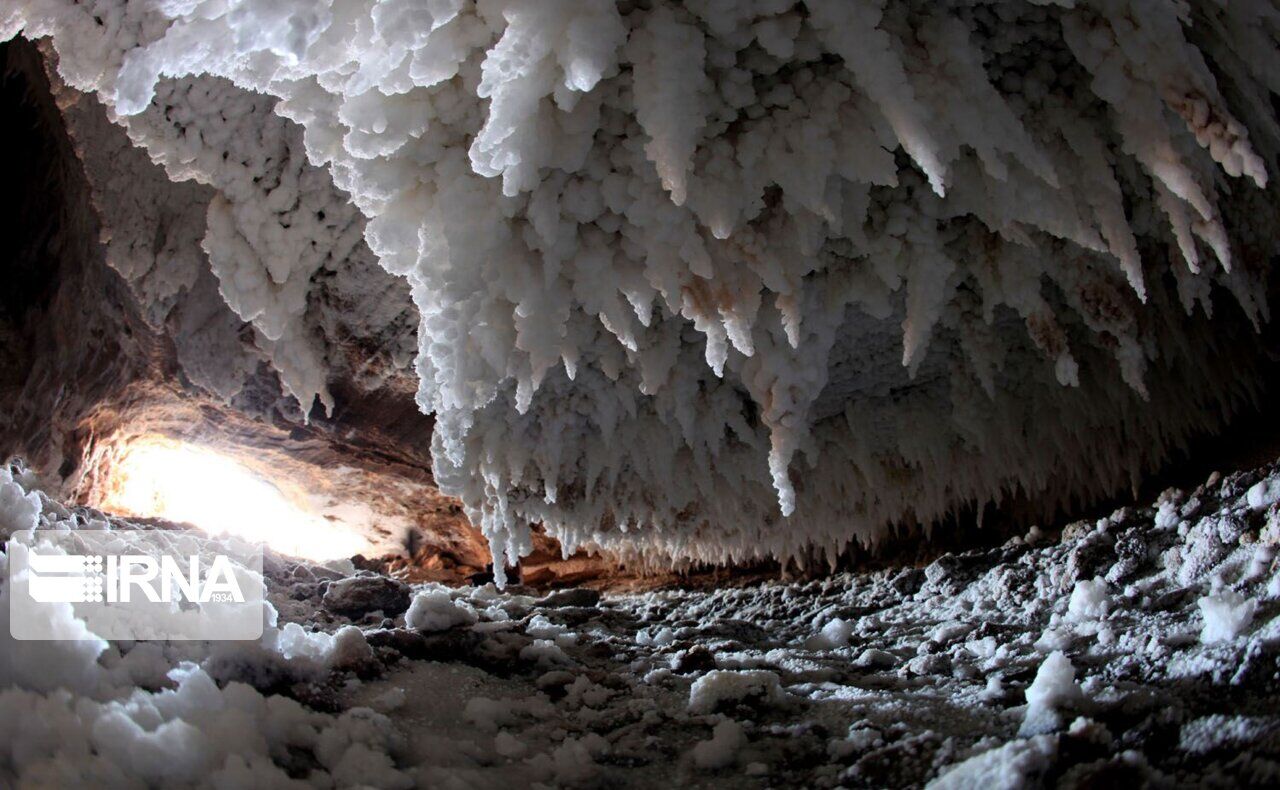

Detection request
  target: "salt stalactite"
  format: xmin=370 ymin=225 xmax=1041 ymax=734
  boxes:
xmin=6 ymin=1 xmax=1280 ymax=579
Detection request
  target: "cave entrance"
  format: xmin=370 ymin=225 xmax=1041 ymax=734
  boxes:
xmin=96 ymin=435 xmax=373 ymax=561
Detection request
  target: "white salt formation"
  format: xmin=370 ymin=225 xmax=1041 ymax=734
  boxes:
xmin=5 ymin=2 xmax=1280 ymax=575
xmin=1198 ymin=590 xmax=1257 ymax=644
xmin=1065 ymin=578 xmax=1109 ymax=622
xmin=1020 ymin=650 xmax=1081 ymax=735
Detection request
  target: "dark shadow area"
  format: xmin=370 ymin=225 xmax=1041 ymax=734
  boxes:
xmin=0 ymin=38 xmax=68 ymax=387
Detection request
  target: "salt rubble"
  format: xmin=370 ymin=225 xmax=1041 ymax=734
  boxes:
xmin=6 ymin=2 xmax=1280 ymax=577
xmin=3 ymin=454 xmax=1280 ymax=786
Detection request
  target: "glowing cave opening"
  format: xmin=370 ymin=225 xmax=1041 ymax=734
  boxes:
xmin=100 ymin=438 xmax=369 ymax=561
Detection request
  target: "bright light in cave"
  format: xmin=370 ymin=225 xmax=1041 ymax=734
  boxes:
xmin=102 ymin=438 xmax=368 ymax=561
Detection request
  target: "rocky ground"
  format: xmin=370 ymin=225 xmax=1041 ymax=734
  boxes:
xmin=3 ymin=453 xmax=1280 ymax=788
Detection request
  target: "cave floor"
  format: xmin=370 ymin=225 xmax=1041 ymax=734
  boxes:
xmin=271 ymin=462 xmax=1280 ymax=788
xmin=4 ymin=455 xmax=1280 ymax=788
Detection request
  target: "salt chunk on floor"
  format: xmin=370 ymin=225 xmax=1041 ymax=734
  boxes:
xmin=1066 ymin=578 xmax=1110 ymax=622
xmin=464 ymin=697 xmax=516 ymax=732
xmin=638 ymin=626 xmax=675 ymax=647
xmin=691 ymin=719 xmax=745 ymax=770
xmin=275 ymin=623 xmax=370 ymax=669
xmin=1246 ymin=477 xmax=1280 ymax=510
xmin=1154 ymin=501 xmax=1180 ymax=530
xmin=927 ymin=734 xmax=1058 ymax=789
xmin=526 ymin=614 xmax=569 ymax=640
xmin=1246 ymin=544 xmax=1276 ymax=581
xmin=856 ymin=648 xmax=898 ymax=669
xmin=405 ymin=588 xmax=477 ymax=632
xmin=805 ymin=617 xmax=854 ymax=650
xmin=930 ymin=622 xmax=974 ymax=644
xmin=1020 ymin=651 xmax=1081 ymax=736
xmin=519 ymin=639 xmax=573 ymax=668
xmin=1198 ymin=591 xmax=1257 ymax=643
xmin=688 ymin=670 xmax=785 ymax=714
xmin=828 ymin=723 xmax=883 ymax=759
xmin=551 ymin=734 xmax=608 ymax=785
xmin=965 ymin=637 xmax=998 ymax=660
xmin=1033 ymin=628 xmax=1072 ymax=653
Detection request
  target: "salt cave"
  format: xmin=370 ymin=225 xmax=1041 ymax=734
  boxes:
xmin=2 ymin=1 xmax=1280 ymax=787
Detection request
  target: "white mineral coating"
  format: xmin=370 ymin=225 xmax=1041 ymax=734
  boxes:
xmin=6 ymin=2 xmax=1280 ymax=577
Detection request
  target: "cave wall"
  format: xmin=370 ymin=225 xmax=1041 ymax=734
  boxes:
xmin=0 ymin=37 xmax=164 ymax=485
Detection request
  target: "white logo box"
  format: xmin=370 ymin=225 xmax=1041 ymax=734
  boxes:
xmin=9 ymin=529 xmax=264 ymax=641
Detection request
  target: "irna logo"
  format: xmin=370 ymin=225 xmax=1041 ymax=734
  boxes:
xmin=26 ymin=551 xmax=246 ymax=604
xmin=9 ymin=530 xmax=264 ymax=641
